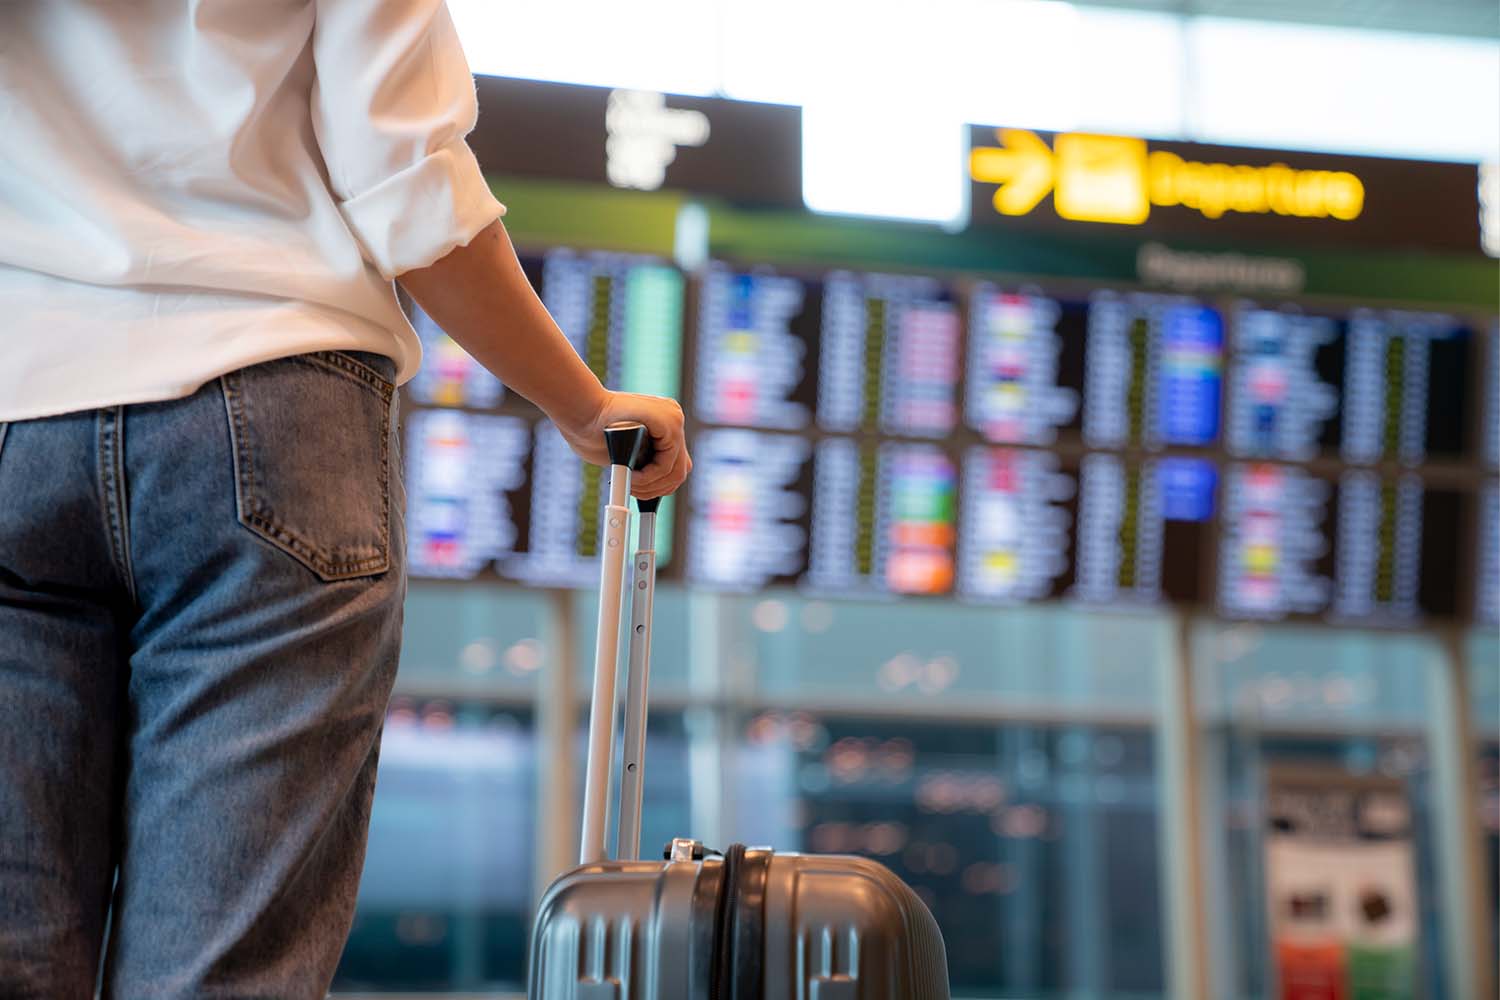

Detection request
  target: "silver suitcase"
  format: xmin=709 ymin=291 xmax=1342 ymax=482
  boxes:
xmin=528 ymin=423 xmax=951 ymax=1000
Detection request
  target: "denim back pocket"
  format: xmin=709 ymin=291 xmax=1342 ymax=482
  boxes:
xmin=221 ymin=352 xmax=394 ymax=581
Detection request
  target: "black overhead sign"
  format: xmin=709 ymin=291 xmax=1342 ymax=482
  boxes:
xmin=968 ymin=125 xmax=1484 ymax=255
xmin=469 ymin=76 xmax=803 ymax=208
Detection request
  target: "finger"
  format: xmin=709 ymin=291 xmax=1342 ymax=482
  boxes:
xmin=631 ymin=443 xmax=681 ymax=497
xmin=630 ymin=411 xmax=685 ymax=489
xmin=630 ymin=426 xmax=678 ymax=481
xmin=633 ymin=436 xmax=689 ymax=499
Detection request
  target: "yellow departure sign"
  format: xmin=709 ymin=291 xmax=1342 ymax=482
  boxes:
xmin=971 ymin=129 xmax=1366 ymax=226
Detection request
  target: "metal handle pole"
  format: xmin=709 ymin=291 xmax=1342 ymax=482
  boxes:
xmin=615 ymin=508 xmax=658 ymax=860
xmin=579 ymin=465 xmax=631 ymax=866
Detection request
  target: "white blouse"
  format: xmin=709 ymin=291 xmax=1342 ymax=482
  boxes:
xmin=0 ymin=0 xmax=505 ymax=421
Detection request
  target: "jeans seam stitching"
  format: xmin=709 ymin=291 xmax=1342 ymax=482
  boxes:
xmin=97 ymin=408 xmax=137 ymax=603
xmin=379 ymin=384 xmax=391 ymax=558
xmin=294 ymin=351 xmax=396 ymax=400
xmin=223 ymin=370 xmax=254 ymax=516
xmin=239 ymin=512 xmax=388 ymax=573
xmin=112 ymin=406 xmax=138 ymax=603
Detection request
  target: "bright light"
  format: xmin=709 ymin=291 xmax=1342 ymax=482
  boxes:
xmin=1073 ymin=9 xmax=1185 ymax=138
xmin=1185 ymin=18 xmax=1500 ymax=163
xmin=720 ymin=0 xmax=1083 ymax=130
xmin=446 ymin=0 xmax=719 ymax=95
xmin=732 ymin=0 xmax=1088 ymax=222
xmin=801 ymin=97 xmax=969 ymax=225
xmin=1480 ymin=163 xmax=1500 ymax=259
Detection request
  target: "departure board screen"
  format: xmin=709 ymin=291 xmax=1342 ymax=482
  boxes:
xmin=528 ymin=249 xmax=685 ymax=402
xmin=1072 ymin=454 xmax=1216 ymax=605
xmin=1218 ymin=464 xmax=1333 ymax=619
xmin=505 ymin=250 xmax=686 ymax=584
xmin=1225 ymin=305 xmax=1472 ymax=465
xmin=406 ymin=303 xmax=505 ymax=409
xmin=398 ymin=239 xmax=1492 ymax=623
xmin=1339 ymin=310 xmax=1469 ymax=465
xmin=695 ymin=266 xmax=819 ymax=430
xmin=1478 ymin=482 xmax=1499 ymax=626
xmin=686 ymin=429 xmax=813 ymax=589
xmin=1332 ymin=472 xmax=1425 ymax=621
xmin=816 ymin=272 xmax=961 ymax=438
xmin=956 ymin=447 xmax=1073 ymax=603
xmin=806 ymin=440 xmax=958 ymax=597
xmin=1082 ymin=292 xmax=1224 ymax=450
xmin=1226 ymin=306 xmax=1342 ymax=461
xmin=406 ymin=410 xmax=530 ymax=579
xmin=965 ymin=287 xmax=1083 ymax=445
xmin=1485 ymin=327 xmax=1499 ymax=469
xmin=1217 ymin=463 xmax=1463 ymax=622
xmin=506 ymin=421 xmax=613 ymax=586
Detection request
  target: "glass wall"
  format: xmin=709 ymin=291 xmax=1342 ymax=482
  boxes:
xmin=1473 ymin=630 xmax=1500 ymax=994
xmin=335 ymin=587 xmax=1497 ymax=999
xmin=1194 ymin=625 xmax=1453 ymax=1000
xmin=336 ymin=583 xmax=1174 ymax=998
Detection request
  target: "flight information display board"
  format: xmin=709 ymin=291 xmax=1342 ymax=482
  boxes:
xmin=1226 ymin=306 xmax=1341 ymax=461
xmin=1217 ymin=463 xmax=1464 ymax=622
xmin=507 ymin=421 xmax=616 ymax=586
xmin=686 ymin=429 xmax=813 ymax=590
xmin=1218 ymin=464 xmax=1332 ymax=619
xmin=506 ymin=250 xmax=685 ymax=585
xmin=406 ymin=303 xmax=505 ymax=409
xmin=406 ymin=410 xmax=531 ymax=579
xmin=1478 ymin=482 xmax=1499 ymax=626
xmin=956 ymin=447 xmax=1073 ymax=603
xmin=1485 ymin=326 xmax=1499 ymax=469
xmin=816 ymin=271 xmax=961 ymax=438
xmin=805 ymin=440 xmax=958 ymax=597
xmin=965 ymin=287 xmax=1082 ymax=446
xmin=396 ymin=242 xmax=1493 ymax=624
xmin=1339 ymin=310 xmax=1469 ymax=466
xmin=695 ymin=267 xmax=819 ymax=430
xmin=1082 ymin=292 xmax=1224 ymax=450
xmin=529 ymin=249 xmax=685 ymax=401
xmin=1072 ymin=454 xmax=1216 ymax=605
xmin=404 ymin=247 xmax=685 ymax=585
xmin=1225 ymin=305 xmax=1471 ymax=465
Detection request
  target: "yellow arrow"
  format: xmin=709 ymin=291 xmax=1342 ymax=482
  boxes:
xmin=970 ymin=128 xmax=1054 ymax=216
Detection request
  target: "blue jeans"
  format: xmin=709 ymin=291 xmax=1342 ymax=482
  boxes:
xmin=0 ymin=352 xmax=406 ymax=998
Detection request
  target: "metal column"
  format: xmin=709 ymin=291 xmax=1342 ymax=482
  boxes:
xmin=685 ymin=590 xmax=726 ymax=849
xmin=1157 ymin=612 xmax=1211 ymax=1000
xmin=1429 ymin=627 xmax=1495 ymax=1000
xmin=533 ymin=589 xmax=579 ymax=902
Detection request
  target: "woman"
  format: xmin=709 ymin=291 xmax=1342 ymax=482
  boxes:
xmin=0 ymin=2 xmax=689 ymax=995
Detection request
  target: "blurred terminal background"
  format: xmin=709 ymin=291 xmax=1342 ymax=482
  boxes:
xmin=331 ymin=2 xmax=1500 ymax=998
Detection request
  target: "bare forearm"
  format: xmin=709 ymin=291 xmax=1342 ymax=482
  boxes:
xmin=397 ymin=219 xmax=606 ymax=432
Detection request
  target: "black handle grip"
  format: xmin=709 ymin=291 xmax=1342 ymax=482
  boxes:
xmin=603 ymin=421 xmax=653 ymax=471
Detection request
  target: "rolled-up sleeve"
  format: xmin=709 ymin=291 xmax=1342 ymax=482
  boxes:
xmin=311 ymin=0 xmax=505 ymax=279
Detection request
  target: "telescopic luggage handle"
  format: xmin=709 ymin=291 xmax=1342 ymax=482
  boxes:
xmin=579 ymin=422 xmax=658 ymax=866
xmin=615 ymin=484 xmax=660 ymax=862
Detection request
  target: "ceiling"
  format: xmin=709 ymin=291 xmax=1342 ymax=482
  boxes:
xmin=1077 ymin=0 xmax=1500 ymax=38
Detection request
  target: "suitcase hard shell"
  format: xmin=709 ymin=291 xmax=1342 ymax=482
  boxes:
xmin=528 ymin=424 xmax=951 ymax=999
xmin=531 ymin=849 xmax=948 ymax=999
